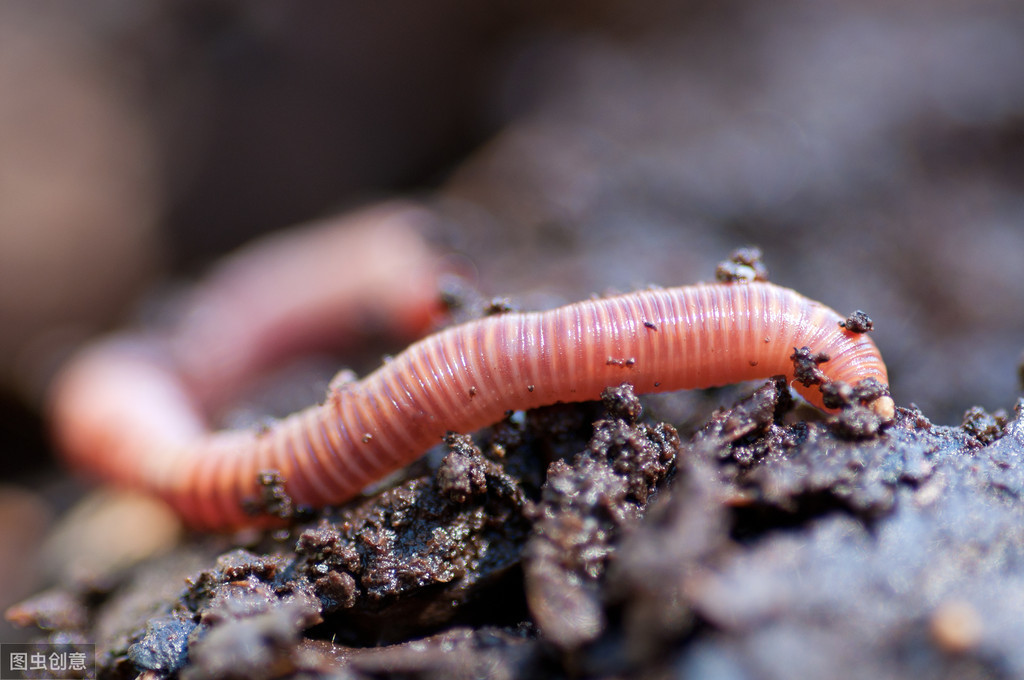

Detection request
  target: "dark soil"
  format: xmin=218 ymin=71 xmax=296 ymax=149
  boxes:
xmin=10 ymin=380 xmax=1024 ymax=679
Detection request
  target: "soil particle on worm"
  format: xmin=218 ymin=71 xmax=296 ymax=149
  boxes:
xmin=820 ymin=377 xmax=890 ymax=412
xmin=818 ymin=377 xmax=892 ymax=439
xmin=839 ymin=310 xmax=875 ymax=333
xmin=790 ymin=346 xmax=831 ymax=387
xmin=247 ymin=471 xmax=314 ymax=523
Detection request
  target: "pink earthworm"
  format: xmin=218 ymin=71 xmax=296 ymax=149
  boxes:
xmin=50 ymin=215 xmax=893 ymax=531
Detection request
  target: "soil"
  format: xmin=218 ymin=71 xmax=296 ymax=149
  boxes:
xmin=11 ymin=382 xmax=1024 ymax=679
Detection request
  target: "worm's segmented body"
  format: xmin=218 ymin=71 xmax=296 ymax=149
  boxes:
xmin=48 ymin=205 xmax=893 ymax=529
xmin=53 ymin=278 xmax=891 ymax=529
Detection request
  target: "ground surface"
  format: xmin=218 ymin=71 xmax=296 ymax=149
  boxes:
xmin=10 ymin=383 xmax=1024 ymax=679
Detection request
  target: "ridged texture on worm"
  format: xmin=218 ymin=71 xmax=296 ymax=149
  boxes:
xmin=51 ymin=278 xmax=892 ymax=532
xmin=53 ymin=281 xmax=891 ymax=529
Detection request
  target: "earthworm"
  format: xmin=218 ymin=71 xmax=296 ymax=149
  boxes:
xmin=50 ymin=217 xmax=893 ymax=531
xmin=162 ymin=203 xmax=447 ymax=412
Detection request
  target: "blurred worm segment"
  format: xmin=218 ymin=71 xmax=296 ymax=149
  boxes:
xmin=166 ymin=203 xmax=447 ymax=412
xmin=50 ymin=210 xmax=893 ymax=530
xmin=50 ymin=202 xmax=448 ymax=528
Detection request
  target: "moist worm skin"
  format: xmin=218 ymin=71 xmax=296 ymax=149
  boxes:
xmin=52 ymin=280 xmax=892 ymax=530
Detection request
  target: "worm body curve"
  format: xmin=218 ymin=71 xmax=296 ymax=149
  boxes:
xmin=51 ymin=225 xmax=893 ymax=530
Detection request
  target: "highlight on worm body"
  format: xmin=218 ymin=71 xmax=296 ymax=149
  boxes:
xmin=49 ymin=204 xmax=894 ymax=530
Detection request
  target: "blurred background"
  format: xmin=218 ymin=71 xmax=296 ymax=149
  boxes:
xmin=2 ymin=0 xmax=1024 ymax=637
